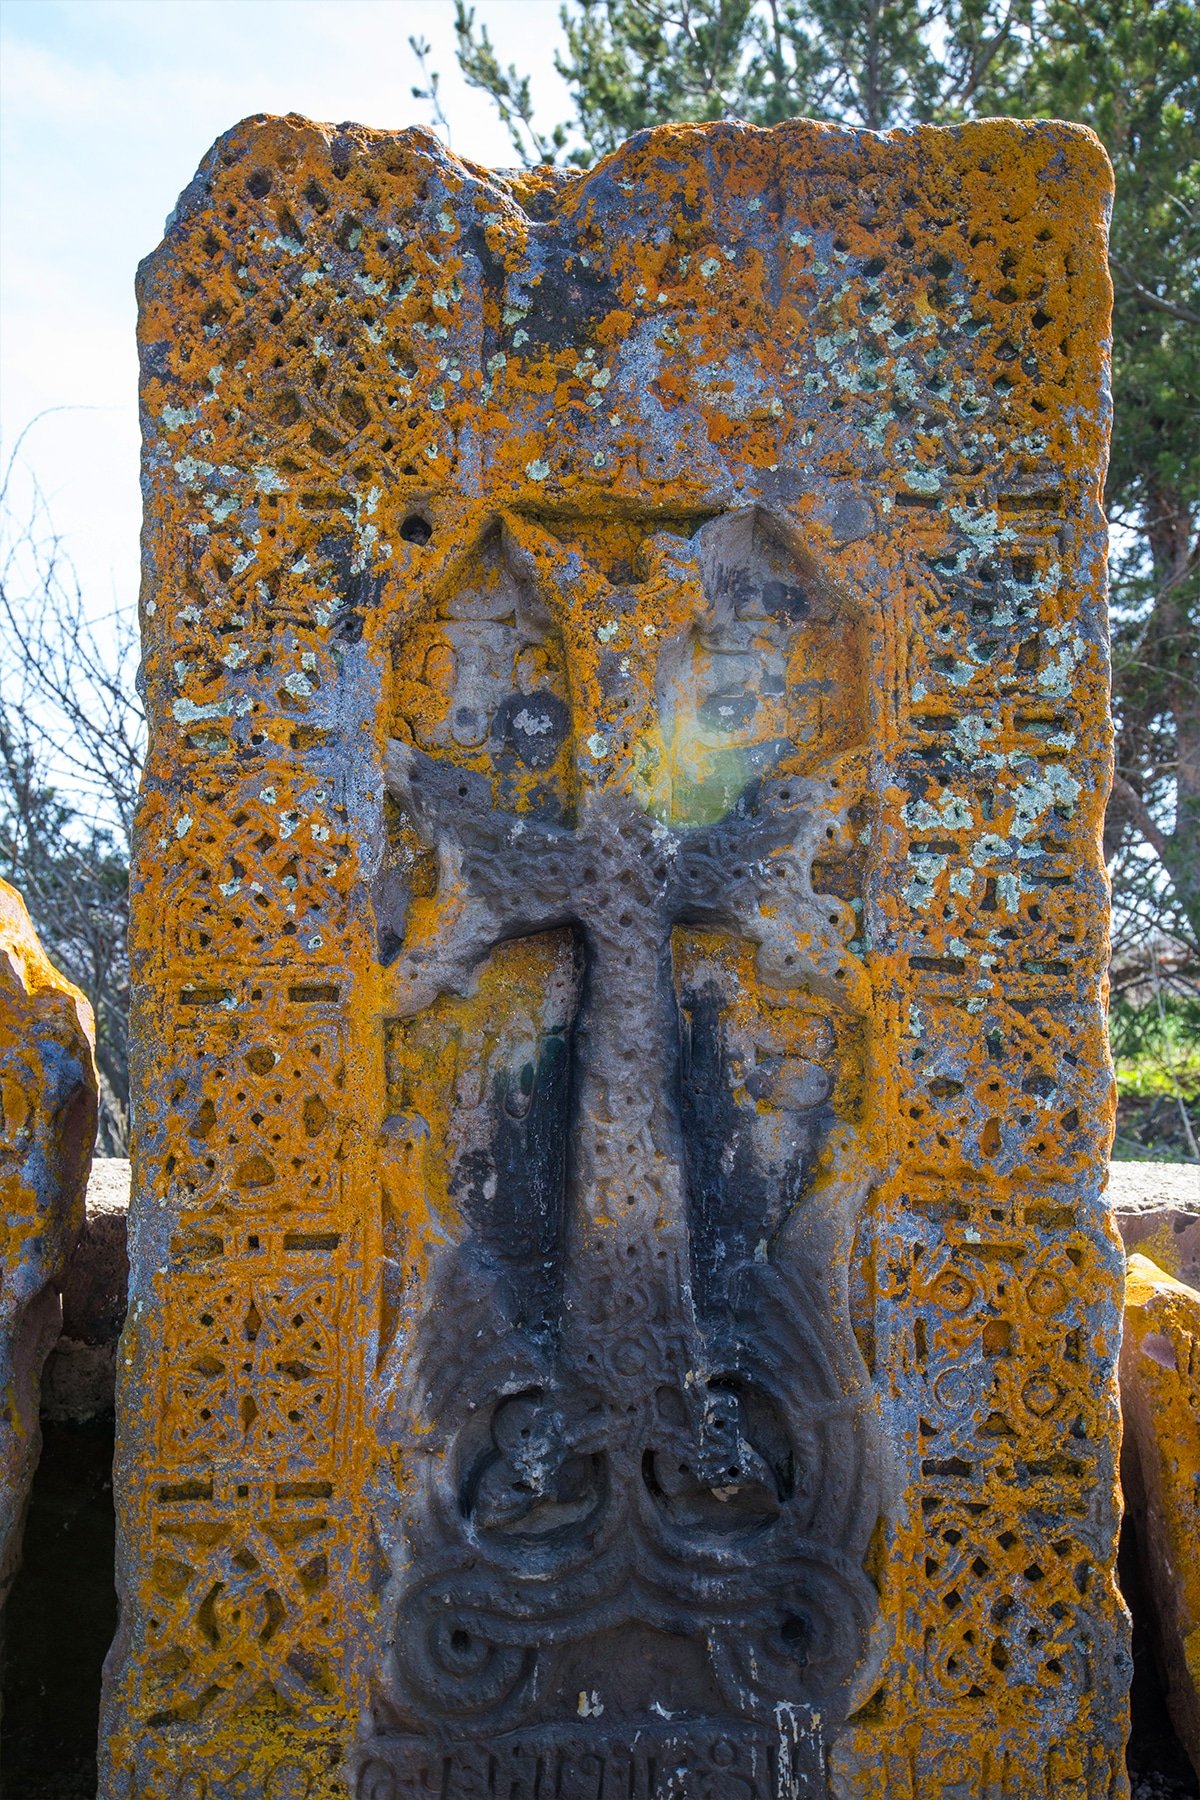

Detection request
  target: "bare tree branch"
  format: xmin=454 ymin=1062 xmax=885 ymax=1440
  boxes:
xmin=1109 ymin=773 xmax=1170 ymax=862
xmin=0 ymin=423 xmax=143 ymax=1151
xmin=1110 ymin=259 xmax=1200 ymax=327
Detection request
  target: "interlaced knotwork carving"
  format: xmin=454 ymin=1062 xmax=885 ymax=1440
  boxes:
xmin=143 ymin=1505 xmax=340 ymax=1723
xmin=111 ymin=113 xmax=1122 ymax=1800
xmin=362 ymin=509 xmax=882 ymax=1769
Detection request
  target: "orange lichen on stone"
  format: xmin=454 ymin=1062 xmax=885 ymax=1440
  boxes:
xmin=1120 ymin=1254 xmax=1200 ymax=1773
xmin=1118 ymin=1203 xmax=1200 ymax=1292
xmin=104 ymin=114 xmax=1124 ymax=1798
xmin=0 ymin=878 xmax=96 ymax=1615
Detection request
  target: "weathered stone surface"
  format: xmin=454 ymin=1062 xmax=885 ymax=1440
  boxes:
xmin=61 ymin=1157 xmax=132 ymax=1345
xmin=1113 ymin=1162 xmax=1200 ymax=1291
xmin=42 ymin=1157 xmax=131 ymax=1422
xmin=0 ymin=878 xmax=96 ymax=1610
xmin=46 ymin=1161 xmax=1181 ymax=1431
xmin=104 ymin=116 xmax=1125 ymax=1798
xmin=1120 ymin=1254 xmax=1200 ymax=1775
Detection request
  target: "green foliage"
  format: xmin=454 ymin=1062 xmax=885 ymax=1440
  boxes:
xmin=455 ymin=0 xmax=1041 ymax=165
xmin=1110 ymin=983 xmax=1199 ymax=1161
xmin=1027 ymin=0 xmax=1199 ymax=505
xmin=1021 ymin=0 xmax=1200 ymax=947
xmin=1112 ymin=996 xmax=1200 ymax=1092
xmin=454 ymin=3 xmax=570 ymax=163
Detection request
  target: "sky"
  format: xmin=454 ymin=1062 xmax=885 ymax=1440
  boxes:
xmin=0 ymin=0 xmax=571 ymax=626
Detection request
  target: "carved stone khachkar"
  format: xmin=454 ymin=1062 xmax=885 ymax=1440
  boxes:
xmin=1 ymin=879 xmax=96 ymax=1617
xmin=103 ymin=116 xmax=1129 ymax=1798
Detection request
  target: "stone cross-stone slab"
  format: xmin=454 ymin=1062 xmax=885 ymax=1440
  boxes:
xmin=103 ymin=115 xmax=1127 ymax=1799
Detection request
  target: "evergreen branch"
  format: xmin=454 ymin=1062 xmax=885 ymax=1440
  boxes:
xmin=1111 ymin=258 xmax=1200 ymax=326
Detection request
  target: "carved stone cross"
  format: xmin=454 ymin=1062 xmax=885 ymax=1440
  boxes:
xmin=375 ymin=511 xmax=879 ymax=1734
xmin=110 ymin=112 xmax=1124 ymax=1800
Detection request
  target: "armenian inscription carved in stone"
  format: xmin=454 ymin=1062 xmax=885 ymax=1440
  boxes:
xmin=107 ymin=114 xmax=1126 ymax=1800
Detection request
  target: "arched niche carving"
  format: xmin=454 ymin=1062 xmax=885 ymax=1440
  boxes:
xmin=366 ymin=502 xmax=883 ymax=1778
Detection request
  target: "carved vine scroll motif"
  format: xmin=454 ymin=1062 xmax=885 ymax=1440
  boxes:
xmin=366 ymin=507 xmax=884 ymax=1767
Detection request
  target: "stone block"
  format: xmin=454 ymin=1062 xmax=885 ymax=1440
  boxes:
xmin=42 ymin=1157 xmax=131 ymax=1422
xmin=62 ymin=1157 xmax=132 ymax=1345
xmin=1120 ymin=1254 xmax=1200 ymax=1776
xmin=0 ymin=878 xmax=96 ymax=1611
xmin=103 ymin=115 xmax=1127 ymax=1798
xmin=1112 ymin=1162 xmax=1200 ymax=1291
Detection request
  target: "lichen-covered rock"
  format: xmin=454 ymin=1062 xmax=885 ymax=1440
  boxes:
xmin=1114 ymin=1160 xmax=1200 ymax=1291
xmin=1122 ymin=1208 xmax=1200 ymax=1294
xmin=1121 ymin=1254 xmax=1200 ymax=1773
xmin=104 ymin=115 xmax=1126 ymax=1799
xmin=0 ymin=879 xmax=96 ymax=1609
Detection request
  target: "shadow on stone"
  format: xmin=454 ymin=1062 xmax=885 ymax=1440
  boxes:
xmin=0 ymin=1417 xmax=116 ymax=1800
xmin=1121 ymin=1513 xmax=1200 ymax=1798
